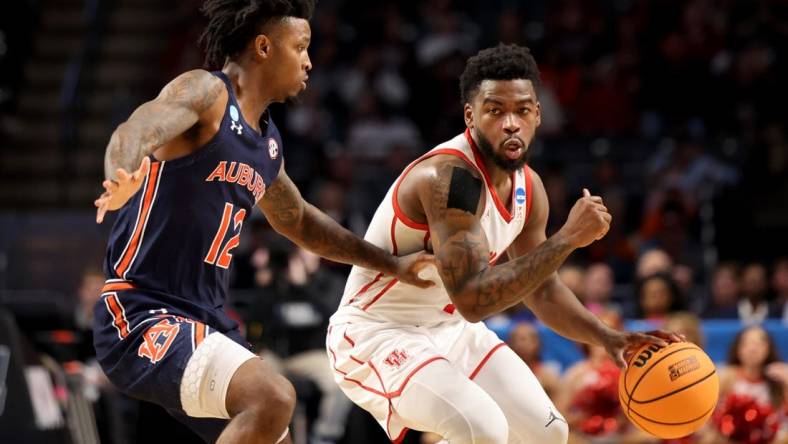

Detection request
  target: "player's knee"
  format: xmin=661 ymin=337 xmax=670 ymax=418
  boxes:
xmin=258 ymin=374 xmax=296 ymax=417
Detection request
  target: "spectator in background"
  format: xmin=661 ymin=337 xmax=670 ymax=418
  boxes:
xmin=558 ymin=264 xmax=585 ymax=300
xmin=636 ymin=248 xmax=673 ymax=280
xmin=558 ymin=310 xmax=626 ymax=442
xmin=703 ymin=262 xmax=740 ymax=319
xmin=664 ymin=312 xmax=704 ymax=347
xmin=507 ymin=322 xmax=561 ymax=400
xmin=739 ymin=263 xmax=772 ymax=323
xmin=770 ymin=258 xmax=788 ymax=321
xmin=244 ymin=239 xmax=351 ymax=444
xmin=581 ymin=262 xmax=620 ymax=315
xmin=634 ymin=272 xmax=683 ymax=324
xmin=706 ymin=325 xmax=788 ymax=444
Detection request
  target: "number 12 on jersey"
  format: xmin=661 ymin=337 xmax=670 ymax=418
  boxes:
xmin=204 ymin=202 xmax=246 ymax=269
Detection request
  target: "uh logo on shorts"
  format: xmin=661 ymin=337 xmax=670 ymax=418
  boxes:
xmin=138 ymin=318 xmax=180 ymax=364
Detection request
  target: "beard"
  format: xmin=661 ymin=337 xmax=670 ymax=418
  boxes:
xmin=475 ymin=129 xmax=529 ymax=172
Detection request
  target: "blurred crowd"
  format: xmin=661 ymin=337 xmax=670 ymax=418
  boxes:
xmin=2 ymin=0 xmax=788 ymax=443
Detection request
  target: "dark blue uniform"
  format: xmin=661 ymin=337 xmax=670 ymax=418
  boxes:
xmin=93 ymin=71 xmax=283 ymax=441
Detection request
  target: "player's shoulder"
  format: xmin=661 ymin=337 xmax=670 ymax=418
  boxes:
xmin=159 ymin=69 xmax=226 ymax=107
xmin=411 ymin=153 xmax=482 ymax=184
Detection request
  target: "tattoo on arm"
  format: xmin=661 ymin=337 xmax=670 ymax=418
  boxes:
xmin=104 ymin=70 xmax=223 ymax=178
xmin=427 ymin=161 xmax=574 ymax=321
xmin=258 ymin=168 xmax=396 ymax=273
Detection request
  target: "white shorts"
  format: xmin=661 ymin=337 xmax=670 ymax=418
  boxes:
xmin=326 ymin=319 xmax=512 ymax=440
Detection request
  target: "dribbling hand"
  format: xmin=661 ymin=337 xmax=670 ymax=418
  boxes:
xmin=95 ymin=157 xmax=151 ymax=224
xmin=603 ymin=329 xmax=685 ymax=369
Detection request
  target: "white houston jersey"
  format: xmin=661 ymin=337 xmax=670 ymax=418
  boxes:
xmin=332 ymin=129 xmax=534 ymax=326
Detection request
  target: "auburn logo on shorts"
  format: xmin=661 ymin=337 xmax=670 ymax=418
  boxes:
xmin=384 ymin=349 xmax=409 ymax=369
xmin=138 ymin=318 xmax=180 ymax=364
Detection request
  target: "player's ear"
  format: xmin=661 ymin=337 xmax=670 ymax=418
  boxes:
xmin=463 ymin=103 xmax=474 ymax=129
xmin=254 ymin=34 xmax=272 ymax=60
xmin=535 ymin=101 xmax=542 ymax=128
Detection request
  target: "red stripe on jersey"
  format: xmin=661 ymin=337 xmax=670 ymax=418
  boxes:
xmin=391 ymin=148 xmax=478 ymax=231
xmin=390 ymin=216 xmax=399 ymax=256
xmin=115 ymin=161 xmax=162 ymax=278
xmin=465 ymin=129 xmax=515 ymax=223
xmin=524 ymin=165 xmax=534 ymax=222
xmin=361 ymin=278 xmax=399 ymax=311
xmin=347 ymin=272 xmax=384 ymax=305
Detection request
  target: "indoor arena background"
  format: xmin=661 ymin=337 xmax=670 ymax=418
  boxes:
xmin=1 ymin=0 xmax=787 ymax=443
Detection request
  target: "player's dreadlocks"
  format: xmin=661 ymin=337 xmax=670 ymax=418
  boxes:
xmin=459 ymin=43 xmax=541 ymax=104
xmin=199 ymin=0 xmax=315 ymax=67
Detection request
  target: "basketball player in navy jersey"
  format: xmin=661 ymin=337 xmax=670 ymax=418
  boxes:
xmin=90 ymin=1 xmax=433 ymax=443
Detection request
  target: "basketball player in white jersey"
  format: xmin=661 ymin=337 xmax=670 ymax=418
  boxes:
xmin=326 ymin=44 xmax=682 ymax=444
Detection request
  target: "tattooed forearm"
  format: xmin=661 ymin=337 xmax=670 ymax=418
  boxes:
xmin=104 ymin=70 xmax=222 ymax=178
xmin=259 ymin=171 xmax=397 ymax=273
xmin=470 ymin=234 xmax=573 ymax=313
xmin=426 ymin=160 xmax=576 ymax=322
xmin=299 ymin=204 xmax=396 ymax=272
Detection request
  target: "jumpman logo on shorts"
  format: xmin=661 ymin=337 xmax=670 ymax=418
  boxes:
xmin=545 ymin=409 xmax=566 ymax=428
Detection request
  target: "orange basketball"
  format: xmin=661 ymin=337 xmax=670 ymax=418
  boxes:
xmin=618 ymin=341 xmax=719 ymax=439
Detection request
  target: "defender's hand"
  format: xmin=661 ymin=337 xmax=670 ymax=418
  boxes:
xmin=393 ymin=252 xmax=437 ymax=289
xmin=602 ymin=329 xmax=684 ymax=369
xmin=558 ymin=188 xmax=611 ymax=248
xmin=95 ymin=157 xmax=151 ymax=223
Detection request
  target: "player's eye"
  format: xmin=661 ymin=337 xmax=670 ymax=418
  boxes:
xmin=519 ymin=108 xmax=530 ymax=115
xmin=489 ymin=108 xmax=501 ymax=115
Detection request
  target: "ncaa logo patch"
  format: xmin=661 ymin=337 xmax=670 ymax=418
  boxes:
xmin=515 ymin=187 xmax=526 ymax=205
xmin=268 ymin=138 xmax=279 ymax=159
xmin=229 ymin=105 xmax=243 ymax=135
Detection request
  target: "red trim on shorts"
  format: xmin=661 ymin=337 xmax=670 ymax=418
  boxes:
xmin=469 ymin=342 xmax=507 ymax=380
xmin=387 ymin=356 xmax=446 ymax=398
xmin=327 ymin=346 xmax=389 ymax=398
xmin=391 ymin=148 xmax=479 ymax=231
xmin=194 ymin=322 xmax=206 ymax=348
xmin=104 ymin=293 xmax=129 ymax=339
xmin=465 ymin=129 xmax=515 ymax=223
xmin=361 ymin=278 xmax=399 ymax=311
xmin=524 ymin=165 xmax=533 ymax=222
xmin=343 ymin=331 xmax=356 ymax=347
xmin=101 ymin=282 xmax=136 ymax=293
xmin=392 ymin=427 xmax=409 ymax=444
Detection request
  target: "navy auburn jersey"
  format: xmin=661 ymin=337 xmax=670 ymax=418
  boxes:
xmin=102 ymin=71 xmax=282 ymax=331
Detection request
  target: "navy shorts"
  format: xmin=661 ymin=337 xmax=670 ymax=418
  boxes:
xmin=93 ymin=289 xmax=248 ymax=442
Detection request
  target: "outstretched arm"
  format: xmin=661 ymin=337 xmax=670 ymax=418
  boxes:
xmin=419 ymin=158 xmax=610 ymax=323
xmin=95 ymin=70 xmax=224 ymax=222
xmin=508 ymin=172 xmax=680 ymax=366
xmin=258 ymin=163 xmax=434 ymax=288
xmin=103 ymin=69 xmax=224 ymax=178
xmin=506 ymin=172 xmax=613 ymax=344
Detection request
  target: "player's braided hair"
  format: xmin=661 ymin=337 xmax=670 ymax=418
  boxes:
xmin=459 ymin=43 xmax=541 ymax=104
xmin=199 ymin=0 xmax=315 ymax=67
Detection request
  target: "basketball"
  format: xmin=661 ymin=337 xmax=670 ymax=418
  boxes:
xmin=618 ymin=341 xmax=719 ymax=438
